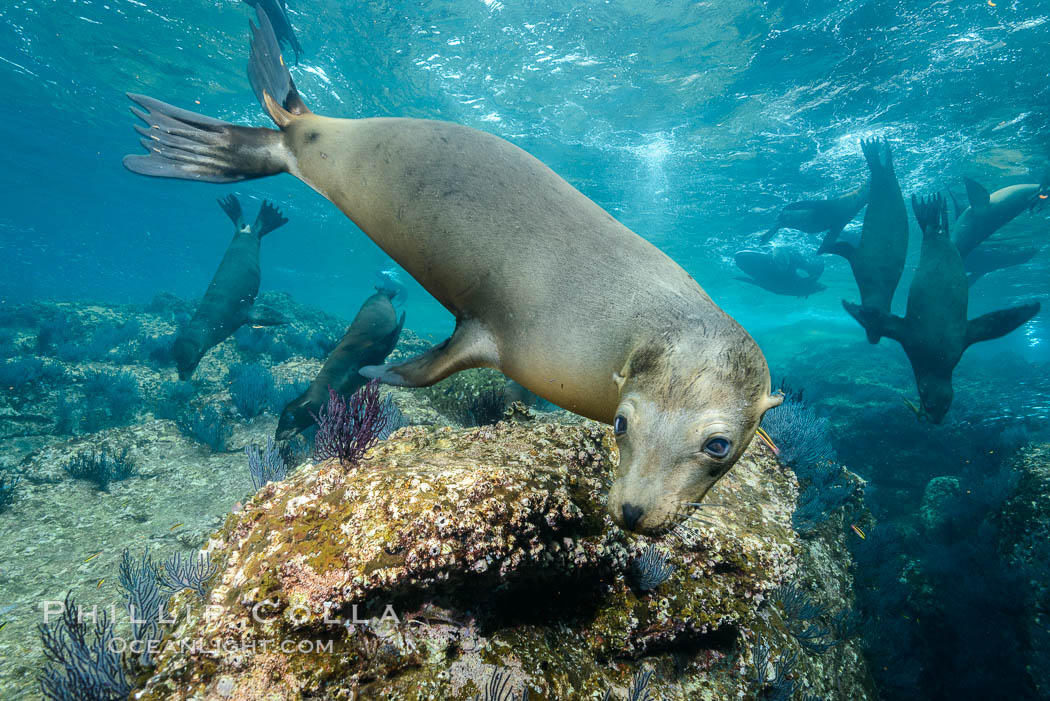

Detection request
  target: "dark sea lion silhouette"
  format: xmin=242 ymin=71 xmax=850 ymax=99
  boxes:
xmin=733 ymin=247 xmax=826 ymax=298
xmin=825 ymin=138 xmax=908 ymax=344
xmin=844 ymin=194 xmax=1040 ymax=424
xmin=952 ymin=177 xmax=1047 ymax=259
xmin=173 ymin=195 xmax=288 ymax=380
xmin=123 ymin=8 xmax=783 ymax=535
xmin=964 ymin=245 xmax=1040 ymax=287
xmin=242 ymin=0 xmax=302 ymax=63
xmin=275 ymin=289 xmax=404 ymax=441
xmin=759 ymin=182 xmax=869 ymax=251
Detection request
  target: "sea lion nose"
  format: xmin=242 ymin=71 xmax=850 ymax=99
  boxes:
xmin=622 ymin=503 xmax=644 ymax=530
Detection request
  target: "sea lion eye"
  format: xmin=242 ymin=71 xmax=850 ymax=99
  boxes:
xmin=613 ymin=415 xmax=627 ymax=436
xmin=704 ymin=437 xmax=731 ymax=458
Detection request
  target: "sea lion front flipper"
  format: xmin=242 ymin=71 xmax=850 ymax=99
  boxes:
xmin=218 ymin=195 xmax=245 ymax=229
xmin=758 ymin=223 xmax=781 ymax=244
xmin=816 ymin=225 xmax=846 ymax=254
xmin=964 ymin=302 xmax=1041 ymax=348
xmin=360 ymin=319 xmax=498 ymax=388
xmin=252 ymin=200 xmax=289 ymax=237
xmin=822 ymin=240 xmax=856 ymax=261
xmin=842 ymin=301 xmax=907 ymax=344
xmin=963 ymin=177 xmax=991 ymax=214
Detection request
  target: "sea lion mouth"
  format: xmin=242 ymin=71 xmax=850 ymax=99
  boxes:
xmin=649 ymin=502 xmax=729 ymax=546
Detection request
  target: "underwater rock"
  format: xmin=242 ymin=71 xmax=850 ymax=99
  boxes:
xmin=919 ymin=476 xmax=962 ymax=535
xmin=134 ymin=422 xmax=874 ymax=700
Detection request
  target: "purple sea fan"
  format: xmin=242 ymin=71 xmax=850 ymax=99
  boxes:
xmin=310 ymin=380 xmax=389 ymax=466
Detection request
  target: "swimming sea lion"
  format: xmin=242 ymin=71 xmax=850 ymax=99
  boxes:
xmin=759 ymin=182 xmax=869 ymax=251
xmin=123 ymin=9 xmax=783 ymax=534
xmin=733 ymin=246 xmax=826 ymax=298
xmin=843 ymin=194 xmax=1040 ymax=423
xmin=952 ymin=177 xmax=1047 ymax=259
xmin=825 ymin=138 xmax=908 ymax=344
xmin=964 ymin=245 xmax=1040 ymax=287
xmin=242 ymin=0 xmax=302 ymax=63
xmin=275 ymin=289 xmax=404 ymax=441
xmin=173 ymin=195 xmax=288 ymax=380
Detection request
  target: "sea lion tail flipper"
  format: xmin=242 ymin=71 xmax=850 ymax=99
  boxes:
xmin=248 ymin=6 xmax=312 ymax=127
xmin=842 ymin=300 xmax=906 ymax=344
xmin=124 ymin=94 xmax=288 ymax=183
xmin=911 ymin=193 xmax=948 ymax=238
xmin=218 ymin=194 xmax=245 ymax=229
xmin=965 ymin=302 xmax=1040 ymax=348
xmin=963 ymin=177 xmax=991 ymax=214
xmin=360 ymin=320 xmax=498 ymax=388
xmin=252 ymin=200 xmax=289 ymax=237
xmin=860 ymin=137 xmax=891 ymax=173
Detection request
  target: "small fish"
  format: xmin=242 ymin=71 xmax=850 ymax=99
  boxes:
xmin=987 ymin=0 xmax=996 ymax=6
xmin=1040 ymin=194 xmax=1048 ymax=200
xmin=84 ymin=551 xmax=102 ymax=563
xmin=755 ymin=427 xmax=780 ymax=456
xmin=0 ymin=621 xmax=7 ymax=633
xmin=850 ymin=523 xmax=866 ymax=540
xmin=170 ymin=523 xmax=184 ymax=531
xmin=96 ymin=578 xmax=105 ymax=589
xmin=902 ymin=396 xmax=924 ymax=420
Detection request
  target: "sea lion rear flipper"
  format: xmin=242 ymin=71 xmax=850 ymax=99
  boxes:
xmin=360 ymin=320 xmax=498 ymax=388
xmin=945 ymin=185 xmax=965 ymax=220
xmin=218 ymin=195 xmax=245 ymax=229
xmin=822 ymin=240 xmax=856 ymax=261
xmin=963 ymin=177 xmax=991 ymax=214
xmin=816 ymin=225 xmax=846 ymax=254
xmin=123 ymin=9 xmax=309 ymax=183
xmin=911 ymin=194 xmax=948 ymax=239
xmin=860 ymin=138 xmax=892 ymax=173
xmin=842 ymin=301 xmax=906 ymax=344
xmin=965 ymin=302 xmax=1040 ymax=348
xmin=252 ymin=200 xmax=289 ymax=237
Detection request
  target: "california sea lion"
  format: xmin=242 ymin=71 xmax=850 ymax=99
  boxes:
xmin=173 ymin=195 xmax=288 ymax=380
xmin=759 ymin=182 xmax=869 ymax=251
xmin=825 ymin=138 xmax=908 ymax=344
xmin=964 ymin=245 xmax=1040 ymax=287
xmin=123 ymin=9 xmax=783 ymax=534
xmin=844 ymin=194 xmax=1040 ymax=423
xmin=275 ymin=289 xmax=404 ymax=441
xmin=952 ymin=177 xmax=1047 ymax=259
xmin=733 ymin=246 xmax=826 ymax=298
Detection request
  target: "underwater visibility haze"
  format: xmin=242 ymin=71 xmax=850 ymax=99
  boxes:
xmin=1 ymin=0 xmax=1049 ymax=699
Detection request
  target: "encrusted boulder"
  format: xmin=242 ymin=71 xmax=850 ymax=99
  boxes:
xmin=135 ymin=421 xmax=873 ymax=700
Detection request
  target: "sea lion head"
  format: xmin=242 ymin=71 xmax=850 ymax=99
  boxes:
xmin=916 ymin=373 xmax=952 ymax=424
xmin=606 ymin=332 xmax=782 ymax=535
xmin=173 ymin=334 xmax=204 ymax=381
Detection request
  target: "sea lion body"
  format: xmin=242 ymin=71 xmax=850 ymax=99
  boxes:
xmin=123 ymin=9 xmax=782 ymax=534
xmin=844 ymin=195 xmax=1039 ymax=423
xmin=275 ymin=290 xmax=404 ymax=441
xmin=827 ymin=139 xmax=908 ymax=344
xmin=953 ymin=179 xmax=1044 ymax=259
xmin=760 ymin=183 xmax=869 ymax=251
xmin=174 ymin=196 xmax=287 ymax=380
xmin=964 ymin=245 xmax=1040 ymax=287
xmin=734 ymin=247 xmax=826 ymax=298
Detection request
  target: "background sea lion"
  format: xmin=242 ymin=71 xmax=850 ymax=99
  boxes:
xmin=825 ymin=138 xmax=908 ymax=344
xmin=242 ymin=0 xmax=302 ymax=63
xmin=964 ymin=245 xmax=1040 ymax=287
xmin=843 ymin=194 xmax=1040 ymax=423
xmin=759 ymin=182 xmax=869 ymax=250
xmin=952 ymin=177 xmax=1047 ymax=259
xmin=123 ymin=9 xmax=783 ymax=534
xmin=173 ymin=195 xmax=288 ymax=380
xmin=734 ymin=246 xmax=826 ymax=298
xmin=275 ymin=289 xmax=404 ymax=441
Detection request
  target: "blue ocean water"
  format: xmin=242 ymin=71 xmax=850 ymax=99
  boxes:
xmin=1 ymin=1 xmax=1049 ymax=699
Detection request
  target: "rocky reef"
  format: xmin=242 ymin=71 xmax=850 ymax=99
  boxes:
xmin=135 ymin=421 xmax=874 ymax=700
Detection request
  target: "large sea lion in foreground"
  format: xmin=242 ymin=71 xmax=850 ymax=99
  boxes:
xmin=275 ymin=289 xmax=404 ymax=441
xmin=734 ymin=247 xmax=826 ymax=298
xmin=844 ymin=195 xmax=1039 ymax=423
xmin=759 ymin=181 xmax=869 ymax=251
xmin=173 ymin=195 xmax=288 ymax=380
xmin=123 ymin=9 xmax=782 ymax=534
xmin=825 ymin=138 xmax=908 ymax=344
xmin=952 ymin=177 xmax=1047 ymax=259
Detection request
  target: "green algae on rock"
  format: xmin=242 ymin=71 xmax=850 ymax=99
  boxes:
xmin=133 ymin=421 xmax=875 ymax=700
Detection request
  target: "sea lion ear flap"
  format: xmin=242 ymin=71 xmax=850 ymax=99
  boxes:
xmin=612 ymin=360 xmax=631 ymax=391
xmin=762 ymin=392 xmax=784 ymax=412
